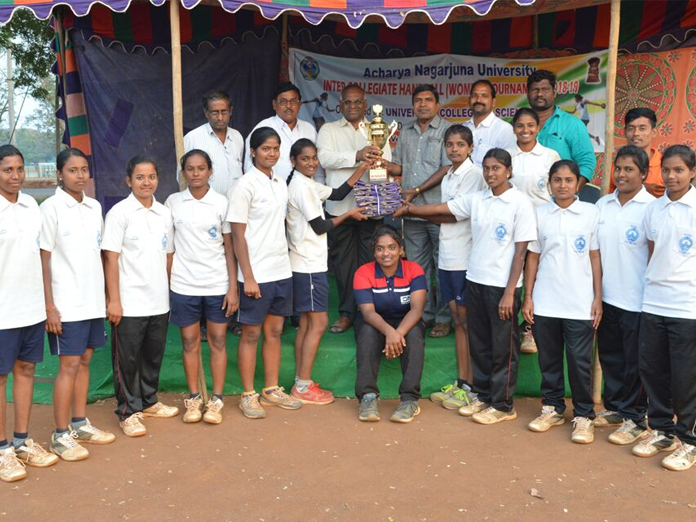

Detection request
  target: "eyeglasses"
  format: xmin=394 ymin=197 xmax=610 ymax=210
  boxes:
xmin=341 ymin=100 xmax=365 ymax=107
xmin=276 ymin=98 xmax=300 ymax=107
xmin=207 ymin=110 xmax=231 ymax=117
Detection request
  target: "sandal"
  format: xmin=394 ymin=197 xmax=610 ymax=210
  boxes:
xmin=329 ymin=317 xmax=353 ymax=334
xmin=428 ymin=322 xmax=452 ymax=338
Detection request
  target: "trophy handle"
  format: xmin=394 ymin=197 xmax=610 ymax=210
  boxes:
xmin=358 ymin=121 xmax=369 ymax=140
xmin=387 ymin=120 xmax=398 ymax=140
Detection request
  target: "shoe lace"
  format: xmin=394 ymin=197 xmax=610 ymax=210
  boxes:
xmin=57 ymin=431 xmax=81 ymax=449
xmin=572 ymin=417 xmax=592 ymax=431
xmin=539 ymin=405 xmax=557 ymax=419
xmin=126 ymin=412 xmax=144 ymax=426
xmin=0 ymin=448 xmax=25 ymax=471
xmin=440 ymin=384 xmax=455 ymax=394
xmin=669 ymin=442 xmax=692 ymax=460
xmin=642 ymin=430 xmax=667 ymax=446
xmin=207 ymin=399 xmax=223 ymax=413
xmin=243 ymin=393 xmax=260 ymax=407
xmin=78 ymin=419 xmax=101 ymax=435
xmin=184 ymin=397 xmax=202 ymax=411
xmin=616 ymin=419 xmax=637 ymax=434
xmin=23 ymin=439 xmax=51 ymax=458
xmin=451 ymin=388 xmax=471 ymax=405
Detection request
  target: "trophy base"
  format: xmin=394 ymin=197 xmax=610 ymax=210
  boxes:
xmin=368 ymin=167 xmax=388 ymax=183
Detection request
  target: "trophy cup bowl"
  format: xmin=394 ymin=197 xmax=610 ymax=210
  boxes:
xmin=359 ymin=104 xmax=398 ymax=183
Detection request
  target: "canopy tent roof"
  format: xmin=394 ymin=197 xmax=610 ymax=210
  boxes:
xmin=1 ymin=0 xmax=608 ymax=27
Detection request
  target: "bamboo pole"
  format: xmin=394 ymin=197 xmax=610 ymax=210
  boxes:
xmin=170 ymin=0 xmax=207 ymax=403
xmin=593 ymin=0 xmax=621 ymax=405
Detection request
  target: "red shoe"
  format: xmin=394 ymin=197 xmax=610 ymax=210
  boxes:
xmin=291 ymin=382 xmax=335 ymax=405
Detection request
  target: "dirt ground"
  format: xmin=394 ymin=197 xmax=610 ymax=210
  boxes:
xmin=3 ymin=395 xmax=695 ymax=522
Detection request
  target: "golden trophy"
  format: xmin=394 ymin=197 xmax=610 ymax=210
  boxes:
xmin=359 ymin=104 xmax=398 ymax=183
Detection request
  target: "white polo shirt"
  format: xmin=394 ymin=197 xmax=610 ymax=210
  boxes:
xmin=643 ymin=187 xmax=696 ymax=319
xmin=465 ymin=112 xmax=517 ymax=167
xmin=165 ymin=187 xmax=231 ymax=296
xmin=101 ymin=193 xmax=173 ymax=317
xmin=448 ymin=184 xmax=537 ymax=288
xmin=40 ymin=188 xmax=105 ymax=322
xmin=244 ymin=115 xmax=317 ymax=182
xmin=287 ymin=172 xmax=334 ymax=274
xmin=184 ymin=123 xmax=244 ymax=197
xmin=438 ymin=159 xmax=486 ymax=271
xmin=0 ymin=192 xmax=45 ymax=329
xmin=509 ymin=142 xmax=561 ymax=207
xmin=317 ymin=116 xmax=392 ymax=216
xmin=226 ymin=167 xmax=292 ymax=284
xmin=528 ymin=199 xmax=600 ymax=320
xmin=596 ymin=188 xmax=655 ymax=312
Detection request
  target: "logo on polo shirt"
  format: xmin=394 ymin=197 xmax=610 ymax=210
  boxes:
xmin=208 ymin=225 xmax=217 ymax=239
xmin=161 ymin=234 xmax=168 ymax=250
xmin=495 ymin=223 xmax=508 ymax=241
xmin=537 ymin=177 xmax=546 ymax=191
xmin=625 ymin=226 xmax=639 ymax=245
xmin=97 ymin=231 xmax=102 ymax=248
xmin=400 ymin=295 xmax=411 ymax=305
xmin=574 ymin=235 xmax=587 ymax=253
xmin=679 ymin=234 xmax=693 ymax=255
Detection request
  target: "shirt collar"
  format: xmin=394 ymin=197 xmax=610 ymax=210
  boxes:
xmin=550 ymin=196 xmax=582 ymax=213
xmin=475 ymin=112 xmax=497 ymax=129
xmin=205 ymin=122 xmax=234 ymax=143
xmin=661 ymin=186 xmax=696 ymax=208
xmin=55 ymin=186 xmax=94 ymax=209
xmin=182 ymin=186 xmax=217 ymax=204
xmin=449 ymin=158 xmax=475 ymax=177
xmin=404 ymin=115 xmax=444 ymax=131
xmin=337 ymin=116 xmax=367 ymax=129
xmin=249 ymin=165 xmax=281 ymax=183
xmin=272 ymin=114 xmax=299 ymax=133
xmin=608 ymin=186 xmax=654 ymax=205
xmin=375 ymin=259 xmax=404 ymax=279
xmin=126 ymin=192 xmax=163 ymax=213
xmin=482 ymin=183 xmax=517 ymax=201
xmin=649 ymin=149 xmax=662 ymax=168
xmin=0 ymin=191 xmax=31 ymax=210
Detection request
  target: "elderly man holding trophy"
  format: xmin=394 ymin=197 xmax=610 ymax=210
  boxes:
xmin=317 ymin=84 xmax=395 ymax=334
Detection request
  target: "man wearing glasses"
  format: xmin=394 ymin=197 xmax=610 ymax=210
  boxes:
xmin=184 ymin=90 xmax=244 ymax=197
xmin=317 ymin=84 xmax=391 ymax=334
xmin=244 ymin=82 xmax=318 ymax=181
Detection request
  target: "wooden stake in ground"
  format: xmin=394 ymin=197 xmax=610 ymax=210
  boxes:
xmin=593 ymin=0 xmax=621 ymax=405
xmin=170 ymin=0 xmax=208 ymax=403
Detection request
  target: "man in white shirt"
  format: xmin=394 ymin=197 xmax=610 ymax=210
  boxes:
xmin=184 ymin=91 xmax=244 ymax=197
xmin=317 ymin=84 xmax=388 ymax=333
xmin=465 ymin=79 xmax=516 ymax=167
xmin=244 ymin=82 xmax=318 ymax=182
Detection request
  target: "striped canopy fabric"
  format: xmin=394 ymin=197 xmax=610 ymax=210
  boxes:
xmin=2 ymin=0 xmax=546 ymax=27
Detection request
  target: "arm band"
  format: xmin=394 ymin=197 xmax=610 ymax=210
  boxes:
xmin=308 ymin=216 xmax=335 ymax=235
xmin=328 ymin=182 xmax=353 ymax=201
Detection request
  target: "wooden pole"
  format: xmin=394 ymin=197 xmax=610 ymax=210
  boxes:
xmin=593 ymin=0 xmax=621 ymax=405
xmin=170 ymin=0 xmax=208 ymax=403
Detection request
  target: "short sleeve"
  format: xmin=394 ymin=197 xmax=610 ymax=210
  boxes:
xmin=316 ymin=182 xmax=334 ymax=203
xmin=447 ymin=193 xmax=473 ymax=221
xmin=589 ymin=206 xmax=600 ymax=250
xmin=392 ymin=135 xmax=403 ymax=166
xmin=226 ymin=180 xmax=253 ymax=224
xmin=101 ymin=206 xmax=127 ymax=253
xmin=644 ymin=205 xmax=656 ymax=241
xmin=513 ymin=196 xmax=538 ymax=243
xmin=406 ymin=261 xmax=427 ymax=293
xmin=217 ymin=198 xmax=232 ymax=233
xmin=39 ymin=200 xmax=57 ymax=252
xmin=353 ymin=264 xmax=375 ymax=305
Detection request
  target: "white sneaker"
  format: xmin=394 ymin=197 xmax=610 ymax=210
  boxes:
xmin=571 ymin=417 xmax=594 ymax=444
xmin=50 ymin=431 xmax=90 ymax=462
xmin=662 ymin=442 xmax=696 ymax=471
xmin=632 ymin=430 xmax=679 ymax=458
xmin=458 ymin=397 xmax=489 ymax=417
xmin=71 ymin=419 xmax=116 ymax=444
xmin=0 ymin=447 xmax=26 ymax=482
xmin=608 ymin=419 xmax=648 ymax=445
xmin=119 ymin=413 xmax=147 ymax=437
xmin=183 ymin=395 xmax=204 ymax=423
xmin=203 ymin=397 xmax=224 ymax=425
xmin=528 ymin=405 xmax=565 ymax=432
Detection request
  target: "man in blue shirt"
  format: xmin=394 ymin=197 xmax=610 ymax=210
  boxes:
xmin=526 ymin=70 xmax=596 ymax=193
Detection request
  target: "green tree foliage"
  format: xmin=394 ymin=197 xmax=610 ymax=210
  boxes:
xmin=0 ymin=10 xmax=54 ymax=99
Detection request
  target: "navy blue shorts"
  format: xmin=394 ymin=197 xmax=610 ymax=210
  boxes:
xmin=170 ymin=291 xmax=230 ymax=327
xmin=48 ymin=318 xmax=107 ymax=356
xmin=237 ymin=278 xmax=293 ymax=326
xmin=438 ymin=269 xmax=467 ymax=307
xmin=0 ymin=321 xmax=45 ymax=374
xmin=292 ymin=272 xmax=329 ymax=313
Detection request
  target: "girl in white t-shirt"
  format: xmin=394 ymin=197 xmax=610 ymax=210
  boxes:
xmin=522 ymin=160 xmax=602 ymax=445
xmin=102 ymin=156 xmax=178 ymax=438
xmin=0 ymin=145 xmax=58 ymax=482
xmin=595 ymin=146 xmax=655 ymax=444
xmin=165 ymin=149 xmax=239 ymax=425
xmin=396 ymin=148 xmax=537 ymax=425
xmin=286 ymin=138 xmax=367 ymax=405
xmin=634 ymin=145 xmax=696 ymax=471
xmin=40 ymin=148 xmax=114 ymax=462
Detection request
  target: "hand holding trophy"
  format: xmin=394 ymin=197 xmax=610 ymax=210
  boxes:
xmin=359 ymin=104 xmax=398 ymax=183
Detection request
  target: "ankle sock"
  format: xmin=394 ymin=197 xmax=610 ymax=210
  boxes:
xmin=71 ymin=417 xmax=87 ymax=428
xmin=189 ymin=393 xmax=201 ymax=399
xmin=213 ymin=394 xmax=223 ymax=401
xmin=12 ymin=432 xmax=28 ymax=448
xmin=0 ymin=439 xmax=8 ymax=450
xmin=55 ymin=427 xmax=69 ymax=435
xmin=242 ymin=390 xmax=256 ymax=397
xmin=457 ymin=379 xmax=471 ymax=390
xmin=295 ymin=379 xmax=311 ymax=393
